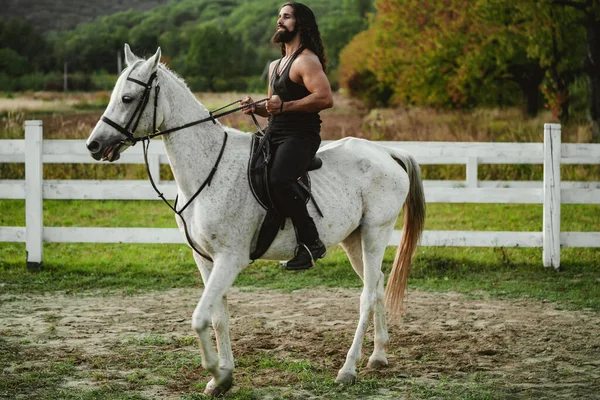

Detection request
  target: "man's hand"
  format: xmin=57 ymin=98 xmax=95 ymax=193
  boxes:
xmin=266 ymin=95 xmax=283 ymax=115
xmin=241 ymin=96 xmax=256 ymax=115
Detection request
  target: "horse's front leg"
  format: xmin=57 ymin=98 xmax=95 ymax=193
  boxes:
xmin=193 ymin=253 xmax=235 ymax=395
xmin=192 ymin=253 xmax=246 ymax=396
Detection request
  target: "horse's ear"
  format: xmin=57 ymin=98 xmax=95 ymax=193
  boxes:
xmin=123 ymin=43 xmax=139 ymax=66
xmin=150 ymin=47 xmax=161 ymax=72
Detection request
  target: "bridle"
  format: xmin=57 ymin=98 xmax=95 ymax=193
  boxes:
xmin=100 ymin=65 xmax=267 ymax=145
xmin=99 ymin=64 xmax=268 ymax=261
xmin=100 ymin=70 xmax=160 ymax=144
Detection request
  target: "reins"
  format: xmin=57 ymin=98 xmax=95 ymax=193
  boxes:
xmin=100 ymin=66 xmax=268 ymax=261
xmin=129 ymin=97 xmax=268 ymax=143
xmin=101 ymin=71 xmax=267 ymax=145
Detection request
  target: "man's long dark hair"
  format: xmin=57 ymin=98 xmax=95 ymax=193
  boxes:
xmin=279 ymin=2 xmax=327 ymax=73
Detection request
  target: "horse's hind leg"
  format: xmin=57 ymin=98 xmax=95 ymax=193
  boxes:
xmin=337 ymin=223 xmax=392 ymax=383
xmin=368 ymin=268 xmax=389 ymax=369
xmin=193 ymin=253 xmax=240 ymax=396
xmin=341 ymin=227 xmax=364 ymax=280
xmin=342 ymin=227 xmax=390 ymax=370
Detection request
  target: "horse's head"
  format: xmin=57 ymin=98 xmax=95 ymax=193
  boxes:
xmin=86 ymin=44 xmax=165 ymax=161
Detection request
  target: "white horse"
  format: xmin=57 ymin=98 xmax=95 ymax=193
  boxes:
xmin=86 ymin=45 xmax=425 ymax=396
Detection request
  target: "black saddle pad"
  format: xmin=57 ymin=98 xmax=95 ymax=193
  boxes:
xmin=248 ymin=133 xmax=321 ymax=210
xmin=247 ymin=133 xmax=322 ymax=260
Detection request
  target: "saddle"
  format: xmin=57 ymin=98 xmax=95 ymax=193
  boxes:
xmin=248 ymin=131 xmax=323 ymax=260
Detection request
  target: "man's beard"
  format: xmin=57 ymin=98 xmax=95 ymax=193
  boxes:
xmin=271 ymin=26 xmax=297 ymax=44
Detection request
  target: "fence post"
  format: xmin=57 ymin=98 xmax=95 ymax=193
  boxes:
xmin=466 ymin=157 xmax=478 ymax=188
xmin=25 ymin=120 xmax=44 ymax=271
xmin=543 ymin=123 xmax=561 ymax=269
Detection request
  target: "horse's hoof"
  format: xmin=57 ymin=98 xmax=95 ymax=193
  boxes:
xmin=204 ymin=383 xmax=230 ymax=397
xmin=204 ymin=380 xmax=218 ymax=396
xmin=204 ymin=373 xmax=233 ymax=397
xmin=335 ymin=370 xmax=357 ymax=384
xmin=367 ymin=357 xmax=388 ymax=369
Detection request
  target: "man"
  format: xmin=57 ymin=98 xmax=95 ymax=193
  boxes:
xmin=242 ymin=1 xmax=333 ymax=270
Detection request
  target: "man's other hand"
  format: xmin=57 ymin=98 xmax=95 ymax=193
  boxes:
xmin=241 ymin=96 xmax=256 ymax=115
xmin=266 ymin=95 xmax=283 ymax=115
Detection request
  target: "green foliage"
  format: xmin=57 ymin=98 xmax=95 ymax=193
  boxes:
xmin=341 ymin=0 xmax=586 ymax=116
xmin=1 ymin=0 xmax=589 ymax=118
xmin=0 ymin=18 xmax=50 ymax=74
xmin=0 ymin=0 xmax=374 ymax=93
xmin=569 ymin=76 xmax=591 ymax=123
xmin=0 ymin=0 xmax=170 ymax=33
xmin=0 ymin=48 xmax=29 ymax=76
xmin=185 ymin=22 xmax=249 ymax=91
xmin=0 ymin=72 xmax=63 ymax=91
xmin=343 ymin=0 xmax=376 ymax=17
xmin=339 ymin=28 xmax=393 ymax=107
xmin=319 ymin=7 xmax=371 ymax=78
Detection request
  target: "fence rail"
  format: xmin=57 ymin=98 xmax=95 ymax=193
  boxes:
xmin=1 ymin=122 xmax=599 ymax=270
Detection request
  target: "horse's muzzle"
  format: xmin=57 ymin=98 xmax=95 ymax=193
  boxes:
xmin=87 ymin=139 xmax=122 ymax=162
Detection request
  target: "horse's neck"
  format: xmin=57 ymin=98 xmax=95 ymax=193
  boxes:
xmin=157 ymin=69 xmax=225 ymax=195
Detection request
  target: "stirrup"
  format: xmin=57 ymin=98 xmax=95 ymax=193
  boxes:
xmin=300 ymin=242 xmax=316 ymax=265
xmin=284 ymin=240 xmax=325 ymax=271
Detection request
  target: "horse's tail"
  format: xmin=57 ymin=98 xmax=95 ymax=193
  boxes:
xmin=384 ymin=149 xmax=426 ymax=317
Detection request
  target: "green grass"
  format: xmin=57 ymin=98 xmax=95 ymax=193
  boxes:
xmin=0 ymin=200 xmax=176 ymax=228
xmin=1 ymin=200 xmax=599 ymax=310
xmin=2 ymin=200 xmax=598 ymax=231
xmin=2 ymin=200 xmax=598 ymax=245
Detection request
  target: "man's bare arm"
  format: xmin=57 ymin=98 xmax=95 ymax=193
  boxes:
xmin=266 ymin=54 xmax=333 ymax=115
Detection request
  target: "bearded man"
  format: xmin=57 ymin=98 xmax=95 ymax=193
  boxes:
xmin=242 ymin=1 xmax=333 ymax=270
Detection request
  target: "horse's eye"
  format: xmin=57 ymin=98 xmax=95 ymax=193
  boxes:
xmin=122 ymin=96 xmax=134 ymax=104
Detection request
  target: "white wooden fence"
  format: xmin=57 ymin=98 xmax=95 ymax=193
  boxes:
xmin=1 ymin=121 xmax=599 ymax=270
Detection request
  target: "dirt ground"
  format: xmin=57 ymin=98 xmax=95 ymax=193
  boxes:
xmin=1 ymin=287 xmax=599 ymax=399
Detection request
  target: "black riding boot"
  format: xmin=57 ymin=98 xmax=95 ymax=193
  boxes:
xmin=285 ymin=238 xmax=326 ymax=270
xmin=282 ymin=186 xmax=326 ymax=270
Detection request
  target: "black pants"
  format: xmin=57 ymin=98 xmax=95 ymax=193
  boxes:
xmin=268 ymin=134 xmax=321 ymax=244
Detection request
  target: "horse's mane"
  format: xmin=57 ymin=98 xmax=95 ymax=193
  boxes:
xmin=115 ymin=57 xmax=211 ymax=119
xmin=116 ymin=59 xmax=191 ymax=95
xmin=158 ymin=63 xmax=192 ymax=94
xmin=157 ymin=63 xmax=213 ymax=116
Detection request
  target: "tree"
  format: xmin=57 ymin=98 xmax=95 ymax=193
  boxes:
xmin=321 ymin=10 xmax=368 ymax=74
xmin=185 ymin=23 xmax=239 ymax=91
xmin=553 ymin=0 xmax=600 ymax=140
xmin=360 ymin=0 xmax=515 ymax=108
xmin=0 ymin=0 xmax=372 ymax=92
xmin=0 ymin=48 xmax=29 ymax=76
xmin=340 ymin=0 xmax=586 ymax=120
xmin=505 ymin=1 xmax=584 ymax=121
xmin=0 ymin=18 xmax=49 ymax=73
xmin=344 ymin=0 xmax=376 ymax=17
xmin=339 ymin=28 xmax=393 ymax=107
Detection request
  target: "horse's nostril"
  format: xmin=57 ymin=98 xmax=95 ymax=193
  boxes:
xmin=87 ymin=140 xmax=101 ymax=154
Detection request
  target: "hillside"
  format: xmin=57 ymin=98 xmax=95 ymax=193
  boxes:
xmin=0 ymin=0 xmax=171 ymax=32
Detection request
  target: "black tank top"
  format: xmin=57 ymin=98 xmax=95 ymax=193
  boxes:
xmin=268 ymin=46 xmax=322 ymax=137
